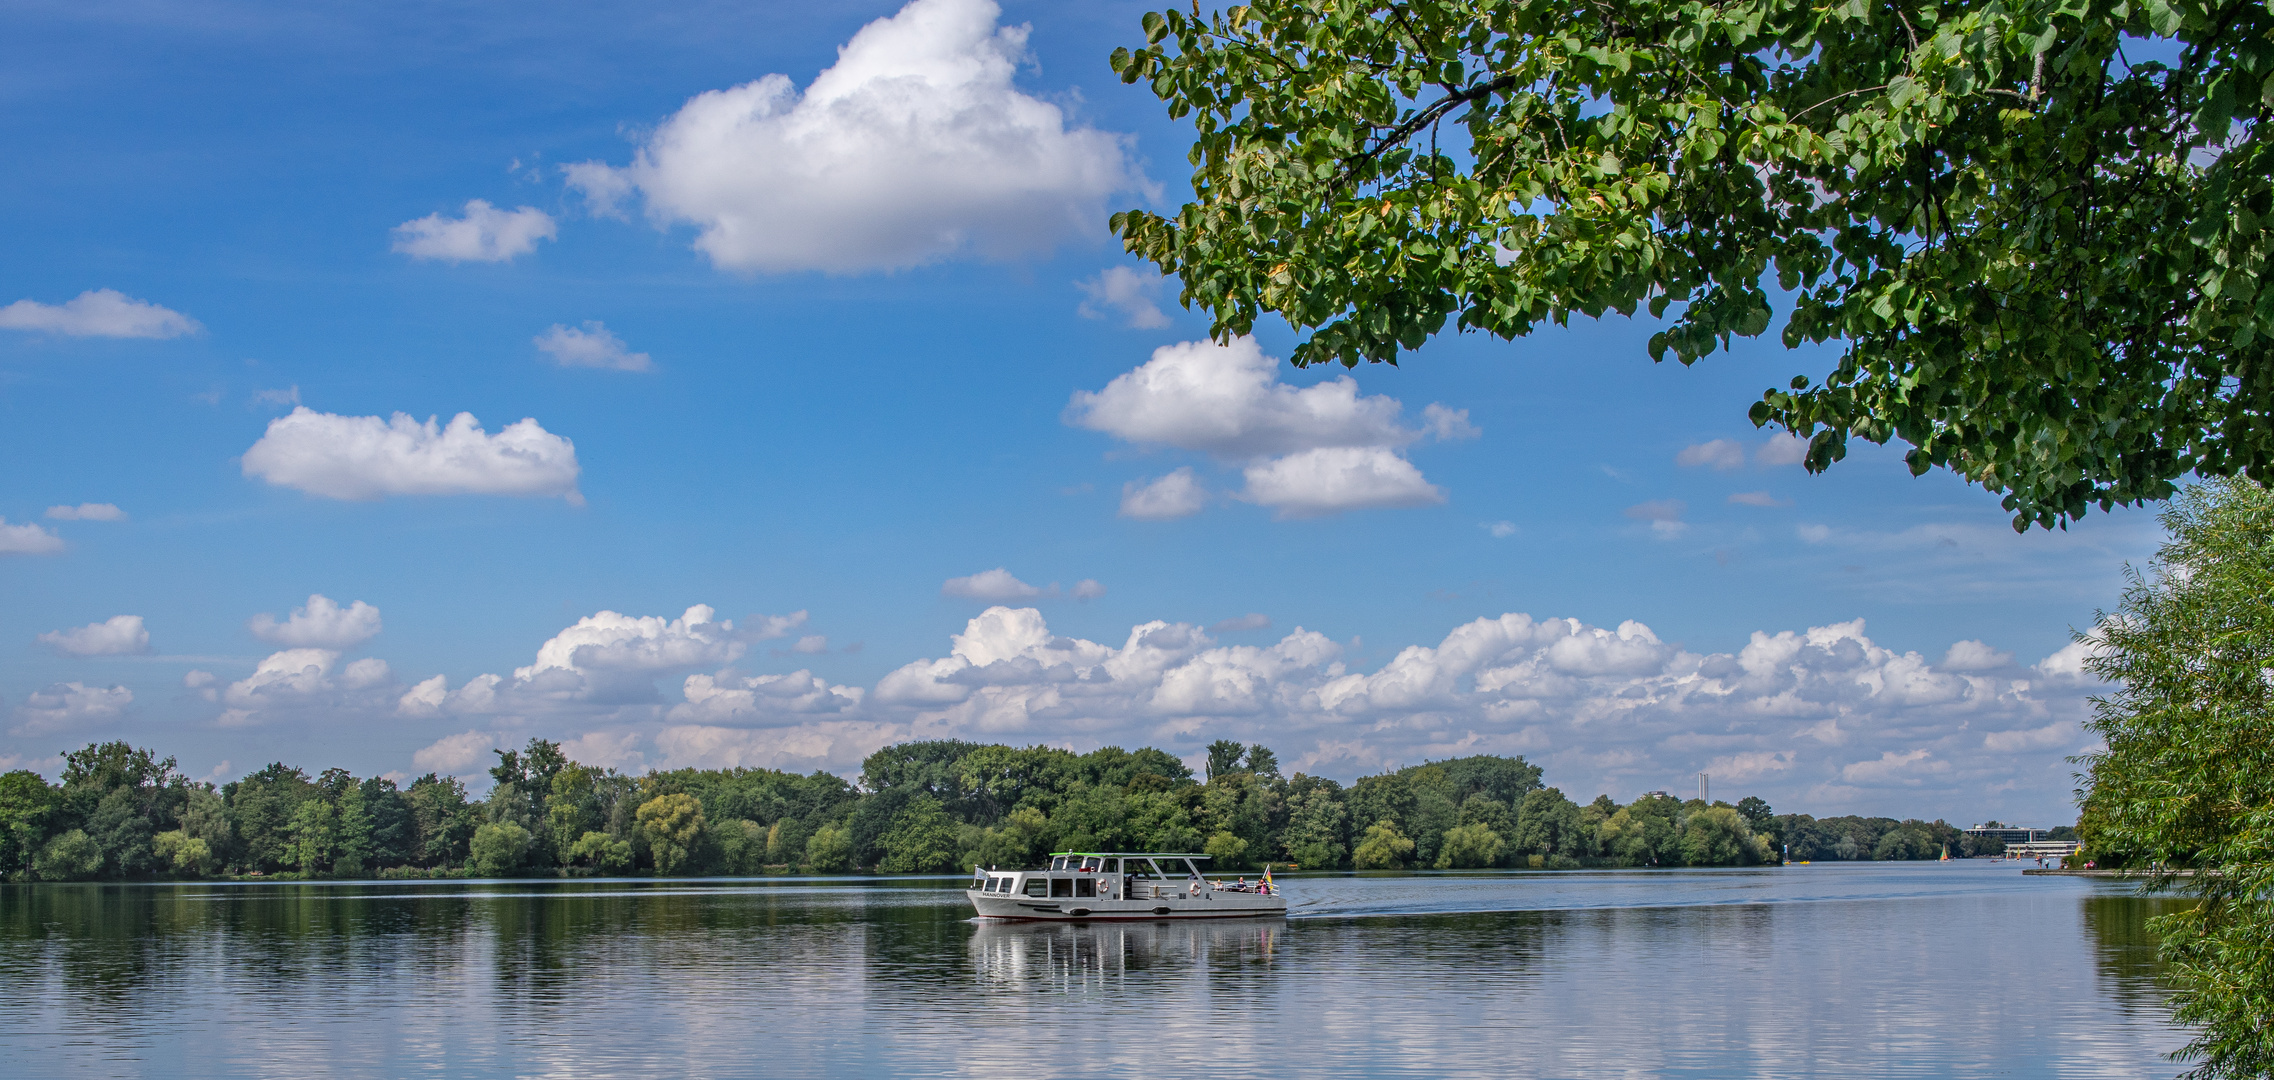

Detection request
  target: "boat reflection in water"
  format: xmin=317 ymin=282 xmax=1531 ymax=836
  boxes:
xmin=967 ymin=915 xmax=1282 ymax=993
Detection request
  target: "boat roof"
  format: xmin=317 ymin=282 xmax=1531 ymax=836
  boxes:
xmin=1047 ymin=851 xmax=1212 ymax=860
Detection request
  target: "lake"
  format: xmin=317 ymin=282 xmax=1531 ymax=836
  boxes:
xmin=0 ymin=860 xmax=2189 ymax=1078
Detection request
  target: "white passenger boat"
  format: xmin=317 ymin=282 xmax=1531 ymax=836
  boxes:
xmin=967 ymin=851 xmax=1286 ymax=921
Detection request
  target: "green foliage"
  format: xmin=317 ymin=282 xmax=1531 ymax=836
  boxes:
xmin=877 ymin=795 xmax=960 ymax=873
xmin=1112 ymin=0 xmax=2274 ymax=530
xmin=1679 ymin=806 xmax=1770 ymax=866
xmin=36 ymin=828 xmax=102 ymax=881
xmin=635 ymin=793 xmax=706 ymax=875
xmin=1435 ymin=822 xmax=1507 ymax=868
xmin=1203 ymin=829 xmax=1250 ymax=867
xmin=564 ymin=830 xmax=633 ymax=875
xmin=152 ymin=830 xmax=213 ymax=876
xmin=805 ymin=822 xmax=853 ymax=873
xmin=469 ymin=821 xmax=532 ymax=877
xmin=287 ymin=798 xmax=340 ymax=874
xmin=2075 ymin=477 xmax=2274 ymax=1079
xmin=1352 ymin=819 xmax=1416 ymax=869
xmin=0 ymin=770 xmax=56 ymax=879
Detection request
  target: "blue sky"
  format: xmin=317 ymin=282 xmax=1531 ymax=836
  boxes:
xmin=0 ymin=0 xmax=2155 ymax=823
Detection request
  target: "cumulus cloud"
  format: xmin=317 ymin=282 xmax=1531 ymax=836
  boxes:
xmin=242 ymin=407 xmax=583 ymax=503
xmin=391 ymin=200 xmax=557 ymax=263
xmin=1757 ymin=434 xmax=1810 ymax=466
xmin=413 ymin=730 xmax=496 ymax=774
xmin=565 ymin=0 xmax=1135 ymax=273
xmin=1483 ymin=520 xmax=1518 ymax=538
xmin=534 ymin=321 xmax=654 ymax=372
xmin=249 ymin=594 xmax=383 ymax=649
xmin=1119 ymin=468 xmax=1207 ymax=520
xmin=1676 ymin=439 xmax=1746 ymax=470
xmin=37 ymin=615 xmax=151 ymax=657
xmin=1068 ymin=337 xmax=1464 ymax=519
xmin=12 ymin=682 xmax=133 ymax=736
xmin=519 ymin=605 xmax=744 ymax=679
xmin=1940 ymin=640 xmax=2015 ymax=672
xmin=0 ymin=518 xmax=65 ymax=556
xmin=943 ymin=568 xmax=1042 ymax=601
xmin=1077 ymin=267 xmax=1170 ymax=328
xmin=210 ymin=598 xmax=2099 ymax=817
xmin=1420 ymin=404 xmax=1481 ymax=442
xmin=219 ymin=648 xmax=395 ymax=726
xmin=46 ymin=503 xmax=125 ymax=521
xmin=0 ymin=289 xmax=200 ymax=338
xmin=1240 ymin=447 xmax=1443 ymax=518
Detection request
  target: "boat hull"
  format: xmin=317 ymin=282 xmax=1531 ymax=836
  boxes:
xmin=967 ymin=888 xmax=1285 ymax=921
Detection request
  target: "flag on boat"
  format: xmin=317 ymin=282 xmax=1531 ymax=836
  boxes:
xmin=1260 ymin=865 xmax=1274 ymax=895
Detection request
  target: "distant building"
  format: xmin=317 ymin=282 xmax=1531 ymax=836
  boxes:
xmin=1965 ymin=825 xmax=2050 ymax=845
xmin=1640 ymin=790 xmax=1673 ymax=801
xmin=2006 ymin=840 xmax=2081 ymax=860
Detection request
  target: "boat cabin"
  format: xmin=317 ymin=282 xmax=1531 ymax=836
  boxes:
xmin=971 ymin=852 xmax=1213 ymax=903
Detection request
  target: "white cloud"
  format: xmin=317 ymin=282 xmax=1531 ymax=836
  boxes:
xmin=252 ymin=386 xmax=302 ymax=409
xmin=943 ymin=568 xmax=1042 ymax=601
xmin=391 ymin=200 xmax=557 ymax=263
xmin=1069 ymin=579 xmax=1107 ymax=601
xmin=225 ymin=600 xmax=2103 ymax=818
xmin=560 ymin=730 xmax=647 ymax=772
xmin=1676 ymin=439 xmax=1745 ymax=470
xmin=45 ymin=503 xmax=125 ymax=521
xmin=746 ymin=611 xmax=811 ymax=641
xmin=2034 ymin=637 xmax=2103 ymax=682
xmin=1239 ymin=447 xmax=1443 ymax=518
xmin=1484 ymin=520 xmax=1518 ymax=538
xmin=37 ymin=615 xmax=151 ymax=657
xmin=1727 ymin=491 xmax=1789 ymax=508
xmin=1757 ymin=434 xmax=1810 ymax=466
xmin=0 ymin=289 xmax=200 ymax=338
xmin=1797 ymin=523 xmax=1833 ymax=543
xmin=1420 ymin=404 xmax=1481 ymax=441
xmin=519 ymin=605 xmax=744 ymax=678
xmin=1840 ymin=749 xmax=1947 ymax=786
xmin=248 ymin=594 xmax=383 ymax=649
xmin=1940 ymin=640 xmax=2014 ymax=672
xmin=11 ymin=682 xmax=132 ymax=736
xmin=1068 ymin=337 xmax=1467 ymax=518
xmin=672 ymin=669 xmax=865 ymax=724
xmin=567 ymin=0 xmax=1135 ymax=273
xmin=790 ymin=635 xmax=830 ymax=654
xmin=1625 ymin=499 xmax=1687 ymax=538
xmin=1212 ymin=613 xmax=1271 ymax=633
xmin=1984 ymin=720 xmax=2078 ymax=752
xmin=534 ymin=321 xmax=654 ymax=372
xmin=1068 ymin=337 xmax=1415 ymax=459
xmin=0 ymin=518 xmax=65 ymax=556
xmin=1077 ymin=267 xmax=1170 ymax=328
xmin=183 ymin=670 xmax=218 ymax=689
xmin=412 ymin=730 xmax=495 ymax=773
xmin=242 ymin=407 xmax=583 ymax=503
xmin=1119 ymin=468 xmax=1207 ymax=519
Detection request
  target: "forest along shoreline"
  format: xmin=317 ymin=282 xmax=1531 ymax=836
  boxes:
xmin=0 ymin=738 xmax=2059 ymax=882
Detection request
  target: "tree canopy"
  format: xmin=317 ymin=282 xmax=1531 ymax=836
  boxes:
xmin=1110 ymin=0 xmax=2273 ymax=529
xmin=2077 ymin=477 xmax=2274 ymax=1079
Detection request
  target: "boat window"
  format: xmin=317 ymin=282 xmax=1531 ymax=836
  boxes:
xmin=986 ymin=877 xmax=1003 ymax=893
xmin=1025 ymin=878 xmax=1048 ymax=897
xmin=1105 ymin=859 xmax=1122 ymax=875
xmin=1074 ymin=878 xmax=1095 ymax=898
xmin=1050 ymin=878 xmax=1073 ymax=898
xmin=1050 ymin=857 xmax=1067 ymax=871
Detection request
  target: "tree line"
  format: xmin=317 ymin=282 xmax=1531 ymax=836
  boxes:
xmin=1 ymin=736 xmax=2012 ymax=881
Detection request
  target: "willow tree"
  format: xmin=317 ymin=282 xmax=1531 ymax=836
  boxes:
xmin=2078 ymin=477 xmax=2274 ymax=1079
xmin=1109 ymin=0 xmax=2274 ymax=529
